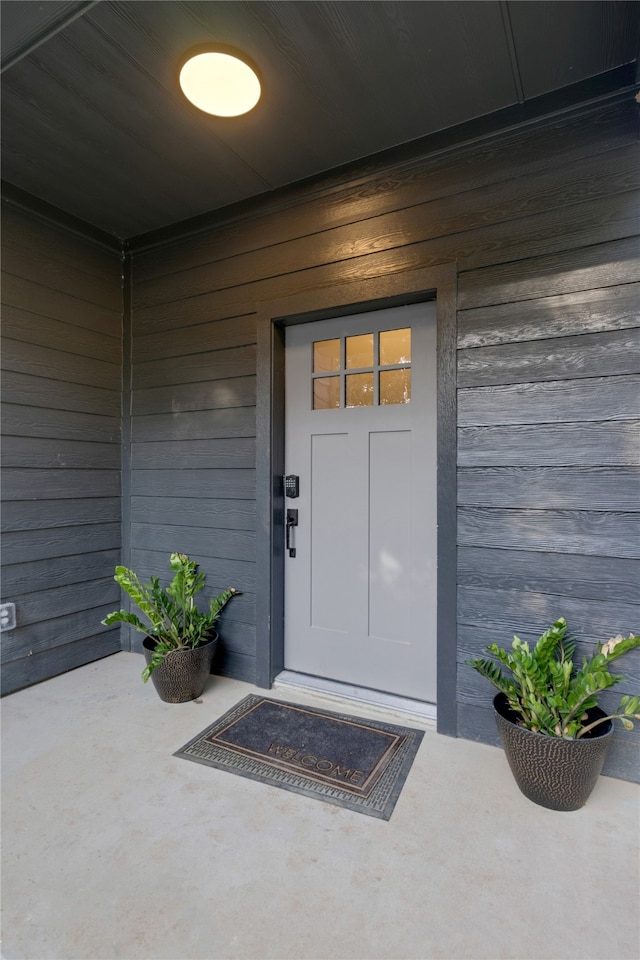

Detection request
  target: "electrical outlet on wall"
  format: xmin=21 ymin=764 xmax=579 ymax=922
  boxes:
xmin=0 ymin=603 xmax=17 ymax=632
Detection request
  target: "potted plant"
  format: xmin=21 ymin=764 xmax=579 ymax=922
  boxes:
xmin=102 ymin=552 xmax=239 ymax=703
xmin=467 ymin=617 xmax=640 ymax=811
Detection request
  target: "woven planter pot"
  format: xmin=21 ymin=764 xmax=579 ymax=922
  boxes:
xmin=142 ymin=634 xmax=218 ymax=703
xmin=493 ymin=693 xmax=614 ymax=811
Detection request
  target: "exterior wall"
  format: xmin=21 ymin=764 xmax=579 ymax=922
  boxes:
xmin=127 ymin=95 xmax=638 ymax=779
xmin=455 ymin=244 xmax=639 ymax=780
xmin=1 ymin=206 xmax=123 ymax=693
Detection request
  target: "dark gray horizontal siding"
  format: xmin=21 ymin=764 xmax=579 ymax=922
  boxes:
xmin=211 ymin=649 xmax=257 ymax=682
xmin=458 ymin=507 xmax=639 ymax=558
xmin=130 ymin=496 xmax=256 ymax=530
xmin=458 ymin=327 xmax=640 ymax=387
xmin=2 ymin=217 xmax=122 ymax=309
xmin=1 ymin=254 xmax=120 ymax=312
xmin=4 ymin=578 xmax=120 ymax=628
xmin=1 ymin=498 xmax=121 ymax=531
xmin=133 ymin=375 xmax=255 ymax=415
xmin=1 ymin=206 xmax=122 ymax=694
xmin=458 ymin=282 xmax=639 ymax=348
xmin=458 ymin=422 xmax=639 ymax=466
xmin=458 ymin=547 xmax=639 ymax=603
xmin=134 ymin=345 xmax=256 ymax=390
xmin=2 ymin=550 xmax=121 ymax=595
xmin=126 ymin=376 xmax=258 ymax=670
xmin=134 ymin=314 xmax=256 ymax=356
xmin=130 ymin=522 xmax=255 ymax=563
xmin=131 ymin=407 xmax=255 ymax=442
xmin=1 ymin=370 xmax=120 ymax=416
xmin=2 ymin=304 xmax=121 ymax=361
xmin=1 ymin=273 xmax=120 ymax=334
xmin=457 ymin=214 xmax=639 ymax=780
xmin=2 ymin=604 xmax=121 ymax=662
xmin=458 ymin=235 xmax=640 ymax=309
xmin=131 ymin=438 xmax=255 ymax=470
xmin=2 ymin=206 xmax=121 ymax=282
xmin=1 ymin=403 xmax=120 ymax=442
xmin=458 ymin=467 xmax=640 ymax=510
xmin=2 ymin=469 xmax=120 ymax=500
xmin=3 ymin=436 xmax=121 ymax=469
xmin=3 ymin=523 xmax=121 ymax=565
xmin=458 ymin=375 xmax=640 ymax=425
xmin=127 ymin=257 xmax=259 ymax=678
xmin=2 ymin=337 xmax=120 ymax=389
xmin=130 ymin=469 xmax=255 ymax=499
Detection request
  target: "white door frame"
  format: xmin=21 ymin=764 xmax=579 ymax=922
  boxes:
xmin=255 ymin=263 xmax=458 ymax=737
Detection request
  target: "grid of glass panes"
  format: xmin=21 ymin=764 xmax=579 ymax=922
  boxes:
xmin=312 ymin=328 xmax=411 ymax=409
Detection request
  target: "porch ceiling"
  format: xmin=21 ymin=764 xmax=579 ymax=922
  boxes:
xmin=1 ymin=0 xmax=639 ymax=241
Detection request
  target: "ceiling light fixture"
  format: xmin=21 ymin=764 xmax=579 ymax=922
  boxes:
xmin=179 ymin=47 xmax=261 ymax=117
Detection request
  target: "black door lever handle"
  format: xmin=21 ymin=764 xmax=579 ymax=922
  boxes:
xmin=286 ymin=508 xmax=298 ymax=558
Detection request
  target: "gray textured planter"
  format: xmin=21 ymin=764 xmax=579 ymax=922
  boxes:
xmin=493 ymin=693 xmax=614 ymax=811
xmin=143 ymin=634 xmax=219 ymax=703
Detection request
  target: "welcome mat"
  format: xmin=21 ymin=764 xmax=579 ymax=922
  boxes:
xmin=175 ymin=694 xmax=425 ymax=820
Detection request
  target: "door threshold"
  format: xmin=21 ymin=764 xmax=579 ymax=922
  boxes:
xmin=273 ymin=671 xmax=437 ymax=726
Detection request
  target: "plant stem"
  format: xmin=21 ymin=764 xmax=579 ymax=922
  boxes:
xmin=576 ymin=714 xmax=613 ymax=738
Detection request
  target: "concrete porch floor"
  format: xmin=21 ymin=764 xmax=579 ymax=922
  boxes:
xmin=1 ymin=652 xmax=638 ymax=960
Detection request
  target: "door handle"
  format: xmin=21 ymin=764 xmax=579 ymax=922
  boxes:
xmin=286 ymin=508 xmax=298 ymax=558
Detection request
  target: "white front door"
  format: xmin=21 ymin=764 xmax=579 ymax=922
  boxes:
xmin=284 ymin=302 xmax=437 ymax=702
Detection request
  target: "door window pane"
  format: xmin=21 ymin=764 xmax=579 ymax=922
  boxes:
xmin=346 ymin=333 xmax=373 ymax=369
xmin=313 ymin=376 xmax=341 ymax=409
xmin=313 ymin=339 xmax=340 ymax=373
xmin=380 ymin=368 xmax=411 ymax=404
xmin=380 ymin=328 xmax=411 ymax=366
xmin=346 ymin=372 xmax=373 ymax=407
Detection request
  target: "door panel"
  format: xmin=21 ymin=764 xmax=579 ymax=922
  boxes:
xmin=310 ymin=432 xmax=350 ymax=633
xmin=284 ymin=302 xmax=437 ymax=702
xmin=369 ymin=430 xmax=411 ymax=643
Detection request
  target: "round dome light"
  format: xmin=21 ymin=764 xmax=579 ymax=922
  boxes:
xmin=179 ymin=50 xmax=261 ymax=117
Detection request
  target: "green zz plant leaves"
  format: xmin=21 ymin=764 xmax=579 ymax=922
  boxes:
xmin=467 ymin=617 xmax=640 ymax=739
xmin=102 ymin=553 xmax=240 ymax=681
